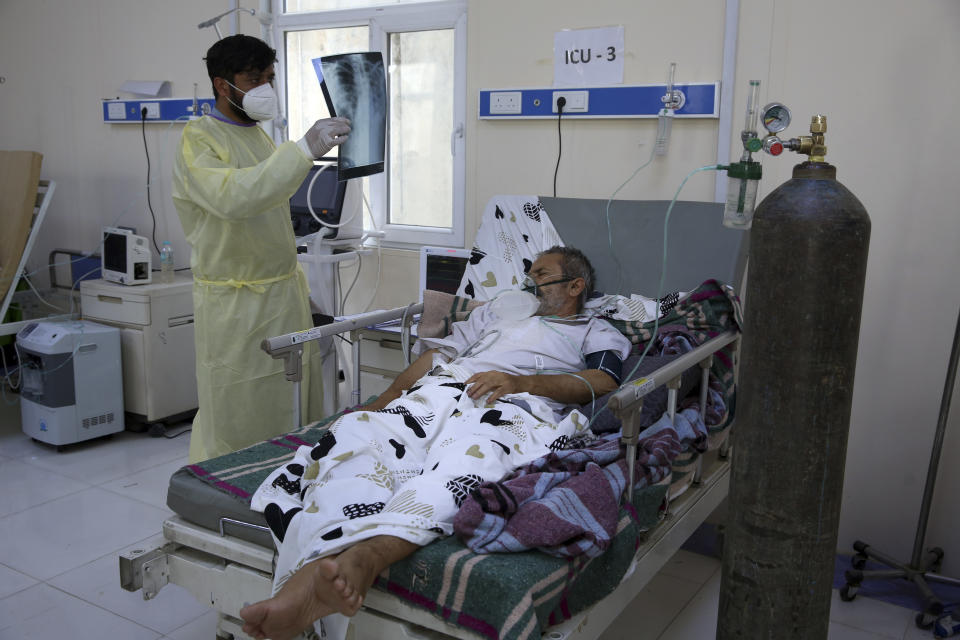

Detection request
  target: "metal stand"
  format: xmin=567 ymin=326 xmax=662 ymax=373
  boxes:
xmin=841 ymin=305 xmax=960 ymax=635
xmin=1 ymin=180 xmax=60 ymax=338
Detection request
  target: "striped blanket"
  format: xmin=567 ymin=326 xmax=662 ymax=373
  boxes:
xmin=454 ymin=406 xmax=712 ymax=559
xmin=373 ymin=482 xmax=667 ymax=640
xmin=607 ymin=278 xmax=742 ymax=440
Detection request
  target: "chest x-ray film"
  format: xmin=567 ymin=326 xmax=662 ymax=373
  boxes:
xmin=312 ymin=52 xmax=386 ymax=181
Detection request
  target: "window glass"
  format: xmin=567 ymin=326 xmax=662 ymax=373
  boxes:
xmin=285 ymin=26 xmax=369 ymax=143
xmin=285 ymin=0 xmax=431 ymax=12
xmin=388 ymin=29 xmax=453 ymax=229
xmin=277 ymin=1 xmax=465 ymax=246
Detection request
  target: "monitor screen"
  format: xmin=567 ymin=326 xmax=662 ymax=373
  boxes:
xmin=313 ymin=52 xmax=386 ymax=182
xmin=289 ymin=164 xmax=346 ymax=237
xmin=103 ymin=231 xmax=127 ymax=273
xmin=419 ymin=247 xmax=471 ymax=302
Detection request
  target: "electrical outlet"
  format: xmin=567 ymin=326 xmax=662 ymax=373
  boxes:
xmin=140 ymin=102 xmax=161 ymax=119
xmin=107 ymin=103 xmax=126 ymax=120
xmin=551 ymin=90 xmax=588 ymax=113
xmin=489 ymin=91 xmax=522 ymax=114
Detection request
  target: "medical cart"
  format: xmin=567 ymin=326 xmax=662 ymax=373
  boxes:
xmin=80 ymin=274 xmax=197 ymax=434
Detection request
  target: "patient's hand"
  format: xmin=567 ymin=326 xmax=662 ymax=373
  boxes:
xmin=359 ymin=387 xmax=402 ymax=412
xmin=465 ymin=371 xmax=525 ymax=404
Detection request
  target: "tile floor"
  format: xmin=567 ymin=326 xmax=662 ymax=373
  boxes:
xmin=0 ymin=391 xmax=938 ymax=639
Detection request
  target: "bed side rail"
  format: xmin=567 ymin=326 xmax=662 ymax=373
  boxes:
xmin=607 ymin=330 xmax=739 ymax=501
xmin=261 ymin=303 xmax=423 ymax=429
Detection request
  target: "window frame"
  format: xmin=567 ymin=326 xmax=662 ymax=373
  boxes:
xmin=272 ymin=0 xmax=467 ymax=249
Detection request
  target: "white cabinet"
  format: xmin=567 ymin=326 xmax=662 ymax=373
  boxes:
xmin=80 ymin=275 xmax=197 ymax=425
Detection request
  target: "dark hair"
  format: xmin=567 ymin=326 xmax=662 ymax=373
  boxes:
xmin=204 ymin=35 xmax=277 ymax=97
xmin=539 ymin=245 xmax=596 ymax=311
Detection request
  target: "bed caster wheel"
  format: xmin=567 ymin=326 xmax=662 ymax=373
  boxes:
xmin=148 ymin=422 xmax=165 ymax=438
xmin=851 ymin=554 xmax=867 ymax=570
xmin=918 ymin=612 xmax=939 ymax=630
xmin=929 ymin=547 xmax=945 ymax=571
xmin=839 ymin=584 xmax=858 ymax=602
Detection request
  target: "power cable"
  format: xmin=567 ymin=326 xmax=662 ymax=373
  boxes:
xmin=552 ymin=97 xmax=566 ymax=197
xmin=141 ymin=108 xmax=161 ymax=254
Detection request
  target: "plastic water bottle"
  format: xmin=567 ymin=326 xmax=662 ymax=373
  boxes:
xmin=159 ymin=241 xmax=175 ymax=284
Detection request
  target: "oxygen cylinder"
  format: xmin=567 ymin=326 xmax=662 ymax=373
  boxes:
xmin=717 ymin=158 xmax=871 ymax=639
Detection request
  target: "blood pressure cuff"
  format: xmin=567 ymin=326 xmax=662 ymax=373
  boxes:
xmin=585 ymin=350 xmax=623 ymax=385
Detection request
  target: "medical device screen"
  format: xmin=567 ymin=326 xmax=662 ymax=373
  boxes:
xmin=425 ymin=254 xmax=469 ymax=295
xmin=103 ymin=232 xmax=128 ymax=273
xmin=315 ymin=52 xmax=386 ymax=181
xmin=289 ymin=164 xmax=346 ymax=237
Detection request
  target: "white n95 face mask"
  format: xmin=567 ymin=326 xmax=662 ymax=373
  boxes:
xmin=489 ymin=289 xmax=540 ymax=321
xmin=225 ymin=80 xmax=279 ymax=121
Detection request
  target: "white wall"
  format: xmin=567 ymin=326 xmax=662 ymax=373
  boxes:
xmin=462 ymin=0 xmax=960 ymax=578
xmin=736 ymin=0 xmax=960 ymax=576
xmin=3 ymin=0 xmax=959 ymax=577
xmin=0 ymin=0 xmax=256 ymax=280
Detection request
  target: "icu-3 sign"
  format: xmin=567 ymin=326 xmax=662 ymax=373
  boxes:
xmin=554 ymin=25 xmax=624 ymax=87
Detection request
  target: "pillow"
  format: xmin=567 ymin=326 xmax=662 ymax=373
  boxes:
xmin=581 ymin=352 xmax=701 ymax=434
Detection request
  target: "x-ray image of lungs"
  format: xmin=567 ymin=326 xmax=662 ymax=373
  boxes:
xmin=315 ymin=52 xmax=386 ymax=181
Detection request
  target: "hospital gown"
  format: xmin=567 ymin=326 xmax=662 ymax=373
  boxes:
xmin=251 ymin=304 xmax=631 ymax=604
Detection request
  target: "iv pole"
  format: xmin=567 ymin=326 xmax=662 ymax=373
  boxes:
xmin=197 ymin=7 xmax=257 ymax=40
xmin=841 ymin=304 xmax=960 ymax=632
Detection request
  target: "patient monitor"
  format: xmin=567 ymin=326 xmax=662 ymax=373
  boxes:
xmin=418 ymin=246 xmax=471 ymax=302
xmin=101 ymin=227 xmax=152 ymax=285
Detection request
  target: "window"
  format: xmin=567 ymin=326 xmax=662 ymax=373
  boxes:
xmin=274 ymin=0 xmax=466 ymax=247
xmin=285 ymin=0 xmax=444 ymax=11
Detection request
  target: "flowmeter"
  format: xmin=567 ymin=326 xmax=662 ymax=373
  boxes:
xmin=720 ymin=82 xmax=828 ymax=228
xmin=721 ymin=81 xmax=764 ymax=228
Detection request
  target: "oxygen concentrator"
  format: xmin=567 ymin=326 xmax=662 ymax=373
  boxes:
xmin=17 ymin=320 xmax=125 ymax=448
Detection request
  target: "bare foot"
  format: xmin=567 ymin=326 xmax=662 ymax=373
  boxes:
xmin=328 ymin=536 xmax=420 ymax=615
xmin=326 ymin=544 xmax=382 ymax=615
xmin=239 ymin=557 xmax=352 ymax=640
xmin=240 ymin=536 xmax=420 ymax=638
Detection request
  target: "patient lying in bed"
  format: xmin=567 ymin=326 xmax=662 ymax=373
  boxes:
xmin=240 ymin=246 xmax=631 ymax=640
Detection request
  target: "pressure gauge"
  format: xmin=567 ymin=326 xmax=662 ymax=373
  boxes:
xmin=761 ymin=102 xmax=791 ymax=134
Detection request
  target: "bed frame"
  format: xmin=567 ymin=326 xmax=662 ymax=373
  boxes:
xmin=120 ymin=310 xmax=737 ymax=640
xmin=119 ymin=196 xmax=746 ymax=640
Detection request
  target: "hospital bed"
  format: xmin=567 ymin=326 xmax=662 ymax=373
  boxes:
xmin=119 ymin=196 xmax=747 ymax=640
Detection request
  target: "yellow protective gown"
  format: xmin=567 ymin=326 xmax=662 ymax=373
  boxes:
xmin=172 ymin=114 xmax=325 ymax=463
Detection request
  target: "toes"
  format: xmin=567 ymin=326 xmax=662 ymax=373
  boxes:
xmin=344 ymin=593 xmax=364 ymax=616
xmin=334 ymin=576 xmax=355 ymax=599
xmin=241 ymin=623 xmax=266 ymax=640
xmin=239 ymin=602 xmax=267 ymax=626
xmin=316 ymin=557 xmax=340 ymax=580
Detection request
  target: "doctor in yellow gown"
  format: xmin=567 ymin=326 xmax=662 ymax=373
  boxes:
xmin=172 ymin=35 xmax=350 ymax=462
